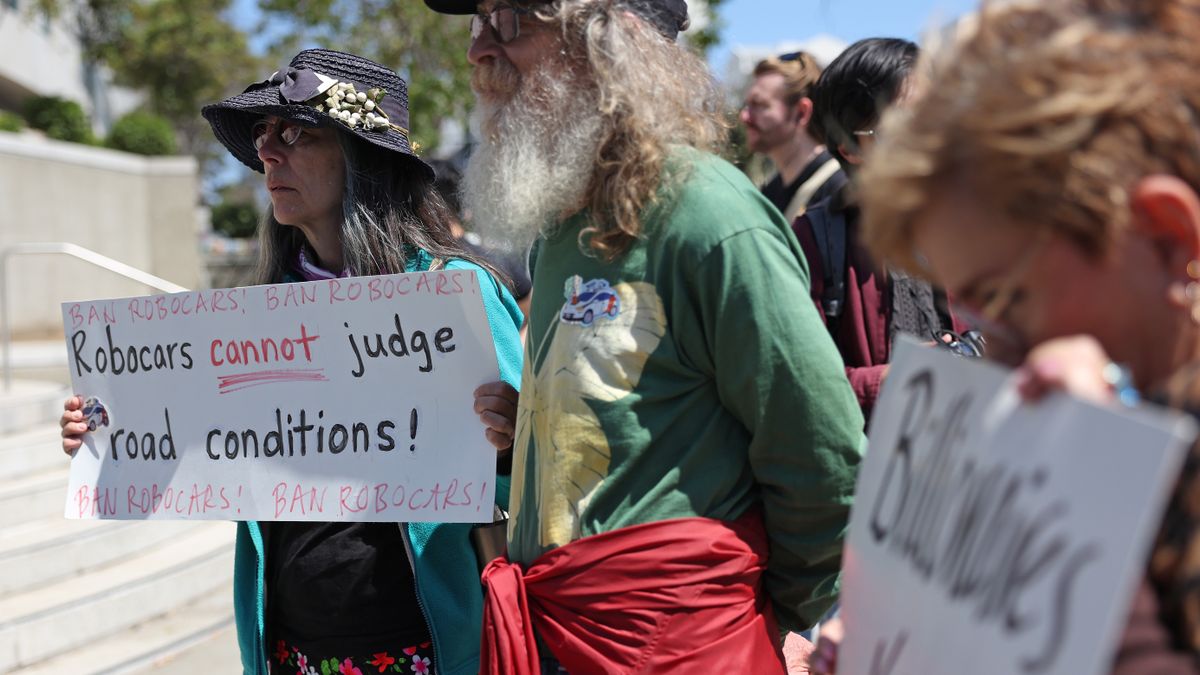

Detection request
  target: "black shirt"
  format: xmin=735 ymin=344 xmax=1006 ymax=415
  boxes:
xmin=760 ymin=150 xmax=846 ymax=218
xmin=266 ymin=522 xmax=431 ymax=653
xmin=461 ymin=238 xmax=532 ymax=301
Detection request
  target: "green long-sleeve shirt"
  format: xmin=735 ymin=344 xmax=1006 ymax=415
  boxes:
xmin=507 ymin=148 xmax=865 ymax=630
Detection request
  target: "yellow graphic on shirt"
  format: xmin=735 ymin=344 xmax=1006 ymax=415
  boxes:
xmin=509 ymin=277 xmax=667 ymax=549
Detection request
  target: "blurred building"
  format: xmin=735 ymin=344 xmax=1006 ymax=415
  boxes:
xmin=0 ymin=0 xmax=140 ymax=135
xmin=0 ymin=2 xmax=204 ymax=337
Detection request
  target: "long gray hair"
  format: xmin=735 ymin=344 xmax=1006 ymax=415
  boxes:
xmin=255 ymin=131 xmax=504 ymax=286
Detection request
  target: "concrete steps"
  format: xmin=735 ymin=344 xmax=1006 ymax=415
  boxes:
xmin=0 ymin=364 xmax=240 ymax=673
xmin=0 ymin=517 xmax=205 ymax=596
xmin=0 ymin=424 xmax=64 ymax=480
xmin=0 ymin=464 xmax=70 ymax=529
xmin=0 ymin=380 xmax=70 ymax=436
xmin=9 ymin=582 xmax=238 ymax=675
xmin=0 ymin=521 xmax=235 ymax=671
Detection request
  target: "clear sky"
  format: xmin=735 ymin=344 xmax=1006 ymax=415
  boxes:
xmin=231 ymin=0 xmax=981 ymax=67
xmin=709 ymin=0 xmax=979 ymax=73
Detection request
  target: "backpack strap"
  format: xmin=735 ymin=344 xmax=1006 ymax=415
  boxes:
xmin=783 ymin=158 xmax=842 ymax=223
xmin=805 ymin=200 xmax=848 ymax=321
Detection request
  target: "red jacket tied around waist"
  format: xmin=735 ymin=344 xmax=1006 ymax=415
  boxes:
xmin=479 ymin=510 xmax=787 ymax=675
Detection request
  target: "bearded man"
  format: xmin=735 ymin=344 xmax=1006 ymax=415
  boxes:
xmin=428 ymin=1 xmax=865 ymax=673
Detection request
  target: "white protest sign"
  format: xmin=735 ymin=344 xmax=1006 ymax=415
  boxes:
xmin=62 ymin=271 xmax=502 ymax=523
xmin=839 ymin=338 xmax=1195 ymax=675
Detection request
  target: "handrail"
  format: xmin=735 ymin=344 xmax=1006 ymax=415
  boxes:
xmin=1 ymin=243 xmax=189 ymax=390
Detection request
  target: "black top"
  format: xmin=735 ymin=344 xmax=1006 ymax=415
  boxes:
xmin=462 ymin=238 xmax=533 ymax=301
xmin=266 ymin=522 xmax=431 ymax=653
xmin=761 ymin=150 xmax=846 ymax=218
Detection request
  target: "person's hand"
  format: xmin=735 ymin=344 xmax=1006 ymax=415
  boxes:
xmin=1014 ymin=335 xmax=1118 ymax=405
xmin=783 ymin=631 xmax=815 ymax=674
xmin=809 ymin=617 xmax=843 ymax=675
xmin=473 ymin=382 xmax=519 ymax=452
xmin=60 ymin=395 xmax=88 ymax=456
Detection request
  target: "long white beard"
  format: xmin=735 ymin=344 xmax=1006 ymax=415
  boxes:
xmin=462 ymin=63 xmax=605 ymax=251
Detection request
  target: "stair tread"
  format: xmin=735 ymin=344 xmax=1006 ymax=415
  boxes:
xmin=0 ymin=424 xmax=61 ymax=453
xmin=0 ymin=515 xmax=125 ymax=556
xmin=0 ymin=521 xmax=235 ymax=625
xmin=0 ymin=515 xmax=202 ymax=559
xmin=9 ymin=580 xmax=237 ymax=675
xmin=0 ymin=465 xmax=68 ymax=499
xmin=0 ymin=380 xmax=68 ymax=404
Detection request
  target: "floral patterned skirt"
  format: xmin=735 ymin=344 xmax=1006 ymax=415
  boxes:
xmin=271 ymin=637 xmax=435 ymax=675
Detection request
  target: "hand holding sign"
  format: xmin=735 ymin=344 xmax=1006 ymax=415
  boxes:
xmin=474 ymin=381 xmax=519 ymax=451
xmin=834 ymin=338 xmax=1194 ymax=675
xmin=61 ymin=395 xmax=88 ymax=455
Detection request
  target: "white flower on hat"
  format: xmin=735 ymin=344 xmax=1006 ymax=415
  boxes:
xmin=301 ymin=74 xmax=401 ymax=136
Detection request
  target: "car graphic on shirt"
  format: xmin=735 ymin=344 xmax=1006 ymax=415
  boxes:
xmin=82 ymin=397 xmax=109 ymax=431
xmin=560 ymin=277 xmax=621 ymax=326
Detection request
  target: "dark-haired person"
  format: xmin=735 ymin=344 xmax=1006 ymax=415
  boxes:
xmin=741 ymin=51 xmax=846 ymax=223
xmin=425 ymin=0 xmax=865 ymax=673
xmin=794 ymin=37 xmax=962 ymax=420
xmin=61 ymin=49 xmax=523 ymax=675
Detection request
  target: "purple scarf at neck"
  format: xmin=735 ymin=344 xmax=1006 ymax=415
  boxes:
xmin=295 ymin=246 xmax=352 ymax=281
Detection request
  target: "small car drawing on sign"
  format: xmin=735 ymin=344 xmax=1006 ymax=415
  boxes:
xmin=561 ymin=279 xmax=621 ymax=326
xmin=82 ymin=397 xmax=109 ymax=431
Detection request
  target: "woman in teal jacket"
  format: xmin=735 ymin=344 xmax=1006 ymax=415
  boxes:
xmin=230 ymin=252 xmax=521 ymax=675
xmin=200 ymin=49 xmax=524 ymax=675
xmin=59 ymin=49 xmax=521 ymax=675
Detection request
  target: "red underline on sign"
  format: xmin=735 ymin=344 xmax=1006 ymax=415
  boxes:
xmin=217 ymin=369 xmax=329 ymax=394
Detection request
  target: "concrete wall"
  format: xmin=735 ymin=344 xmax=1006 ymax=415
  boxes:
xmin=0 ymin=130 xmax=203 ymax=337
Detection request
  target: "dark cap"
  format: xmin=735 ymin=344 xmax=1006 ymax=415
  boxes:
xmin=424 ymin=0 xmax=689 ymax=40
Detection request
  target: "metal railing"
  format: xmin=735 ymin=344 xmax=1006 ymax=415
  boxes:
xmin=1 ymin=243 xmax=189 ymax=390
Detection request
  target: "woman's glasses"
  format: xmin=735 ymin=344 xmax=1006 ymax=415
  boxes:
xmin=943 ymin=232 xmax=1051 ymax=365
xmin=471 ymin=4 xmax=532 ymax=44
xmin=252 ymin=119 xmax=308 ymax=151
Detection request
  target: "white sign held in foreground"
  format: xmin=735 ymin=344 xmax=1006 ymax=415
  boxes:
xmin=840 ymin=338 xmax=1196 ymax=675
xmin=62 ymin=271 xmax=500 ymax=523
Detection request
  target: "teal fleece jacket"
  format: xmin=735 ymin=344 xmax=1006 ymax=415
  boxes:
xmin=234 ymin=254 xmax=524 ymax=675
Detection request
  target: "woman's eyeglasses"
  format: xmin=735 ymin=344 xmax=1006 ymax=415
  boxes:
xmin=471 ymin=5 xmax=533 ymax=44
xmin=252 ymin=119 xmax=308 ymax=151
xmin=938 ymin=232 xmax=1051 ymax=366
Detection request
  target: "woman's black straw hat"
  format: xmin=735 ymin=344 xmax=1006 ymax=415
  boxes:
xmin=201 ymin=48 xmax=433 ymax=179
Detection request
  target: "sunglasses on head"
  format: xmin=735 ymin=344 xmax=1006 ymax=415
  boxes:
xmin=471 ymin=4 xmax=533 ymax=44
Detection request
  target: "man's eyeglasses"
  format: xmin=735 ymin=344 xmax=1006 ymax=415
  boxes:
xmin=471 ymin=4 xmax=533 ymax=44
xmin=252 ymin=118 xmax=309 ymax=151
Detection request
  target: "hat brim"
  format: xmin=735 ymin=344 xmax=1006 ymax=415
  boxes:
xmin=201 ymin=88 xmax=434 ymax=181
xmin=423 ymin=0 xmax=478 ymax=15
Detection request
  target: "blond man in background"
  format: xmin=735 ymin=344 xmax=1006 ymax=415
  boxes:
xmin=741 ymin=51 xmax=846 ymax=223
